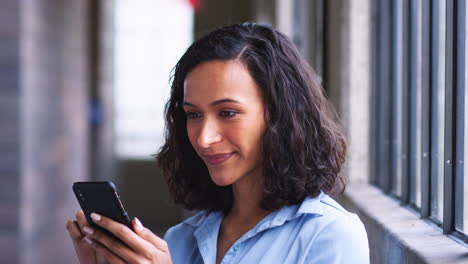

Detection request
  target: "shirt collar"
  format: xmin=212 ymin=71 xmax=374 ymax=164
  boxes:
xmin=295 ymin=191 xmax=325 ymax=217
xmin=259 ymin=192 xmax=325 ymax=231
xmin=183 ymin=210 xmax=211 ymax=227
xmin=187 ymin=192 xmax=325 ymax=229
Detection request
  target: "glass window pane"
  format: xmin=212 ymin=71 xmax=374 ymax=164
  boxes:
xmin=414 ymin=78 xmax=422 ymax=208
xmin=452 ymin=0 xmax=467 ymax=233
xmin=429 ymin=0 xmax=445 ymax=221
xmin=436 ymin=0 xmax=446 ymax=221
xmin=435 ymin=85 xmax=444 ymax=220
xmin=393 ymin=0 xmax=404 ymax=197
xmin=412 ymin=0 xmax=423 ymax=208
xmin=114 ymin=0 xmax=193 ymax=159
xmin=395 ymin=89 xmax=402 ymax=197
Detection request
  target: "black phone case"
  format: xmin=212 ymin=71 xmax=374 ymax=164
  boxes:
xmin=73 ymin=181 xmax=133 ymax=238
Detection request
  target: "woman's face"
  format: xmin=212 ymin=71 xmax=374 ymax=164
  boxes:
xmin=183 ymin=60 xmax=266 ymax=186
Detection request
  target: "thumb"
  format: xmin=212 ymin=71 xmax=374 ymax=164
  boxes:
xmin=132 ymin=217 xmax=169 ymax=253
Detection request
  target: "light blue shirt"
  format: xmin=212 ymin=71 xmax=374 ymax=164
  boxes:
xmin=164 ymin=192 xmax=369 ymax=264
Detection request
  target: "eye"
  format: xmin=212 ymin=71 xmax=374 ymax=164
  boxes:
xmin=219 ymin=110 xmax=238 ymax=118
xmin=185 ymin=111 xmax=201 ymax=119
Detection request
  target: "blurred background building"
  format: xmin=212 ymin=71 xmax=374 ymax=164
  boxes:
xmin=1 ymin=0 xmax=468 ymax=263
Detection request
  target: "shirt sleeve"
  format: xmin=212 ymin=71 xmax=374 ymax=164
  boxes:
xmin=304 ymin=214 xmax=370 ymax=264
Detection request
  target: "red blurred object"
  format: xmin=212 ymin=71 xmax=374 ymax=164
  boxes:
xmin=186 ymin=0 xmax=201 ymax=11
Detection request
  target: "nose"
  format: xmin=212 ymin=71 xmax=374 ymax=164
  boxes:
xmin=197 ymin=119 xmax=222 ymax=148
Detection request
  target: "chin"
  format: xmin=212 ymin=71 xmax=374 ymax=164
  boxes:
xmin=208 ymin=170 xmax=237 ymax=186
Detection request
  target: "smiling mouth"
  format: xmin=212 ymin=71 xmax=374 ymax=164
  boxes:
xmin=203 ymin=153 xmax=234 ymax=165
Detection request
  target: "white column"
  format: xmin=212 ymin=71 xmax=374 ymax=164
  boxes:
xmin=345 ymin=0 xmax=371 ymax=183
xmin=275 ymin=0 xmax=294 ymax=38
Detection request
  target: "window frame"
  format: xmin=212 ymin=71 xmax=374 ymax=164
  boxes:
xmin=371 ymin=0 xmax=468 ymax=244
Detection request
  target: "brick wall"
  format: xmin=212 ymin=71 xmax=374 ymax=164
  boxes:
xmin=0 ymin=0 xmax=21 ymax=263
xmin=0 ymin=0 xmax=91 ymax=263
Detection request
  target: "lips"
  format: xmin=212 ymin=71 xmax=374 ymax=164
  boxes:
xmin=203 ymin=153 xmax=234 ymax=165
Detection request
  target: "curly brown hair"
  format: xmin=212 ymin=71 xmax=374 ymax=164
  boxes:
xmin=156 ymin=23 xmax=347 ymax=213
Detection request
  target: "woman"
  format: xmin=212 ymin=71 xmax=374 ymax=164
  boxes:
xmin=66 ymin=23 xmax=369 ymax=264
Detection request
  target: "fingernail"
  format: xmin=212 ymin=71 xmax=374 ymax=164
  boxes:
xmin=83 ymin=226 xmax=94 ymax=235
xmin=134 ymin=217 xmax=143 ymax=230
xmin=91 ymin=213 xmax=101 ymax=222
xmin=84 ymin=236 xmax=93 ymax=244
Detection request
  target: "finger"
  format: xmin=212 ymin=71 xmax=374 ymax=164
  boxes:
xmin=88 ymin=213 xmax=155 ymax=256
xmin=85 ymin=237 xmax=127 ymax=264
xmin=66 ymin=220 xmax=84 ymax=240
xmin=83 ymin=226 xmax=148 ymax=263
xmin=133 ymin=217 xmax=169 ymax=253
xmin=75 ymin=210 xmax=88 ymax=231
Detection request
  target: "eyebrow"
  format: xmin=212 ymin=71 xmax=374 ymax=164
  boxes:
xmin=183 ymin=98 xmax=241 ymax=107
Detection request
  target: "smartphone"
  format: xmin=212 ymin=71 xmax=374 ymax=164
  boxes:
xmin=73 ymin=181 xmax=133 ymax=239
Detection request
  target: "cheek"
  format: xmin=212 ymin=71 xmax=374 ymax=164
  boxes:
xmin=186 ymin=123 xmax=199 ymax=148
xmin=245 ymin=115 xmax=266 ymax=141
xmin=248 ymin=121 xmax=266 ymax=157
xmin=233 ymin=121 xmax=265 ymax=154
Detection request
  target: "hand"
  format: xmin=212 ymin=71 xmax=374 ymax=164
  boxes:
xmin=66 ymin=210 xmax=98 ymax=263
xmin=80 ymin=213 xmax=172 ymax=264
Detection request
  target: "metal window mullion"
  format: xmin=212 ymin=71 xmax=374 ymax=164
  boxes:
xmin=401 ymin=0 xmax=411 ymax=204
xmin=370 ymin=0 xmax=381 ymax=186
xmin=443 ymin=0 xmax=455 ymax=234
xmin=322 ymin=0 xmax=329 ymax=92
xmin=420 ymin=0 xmax=431 ymax=217
xmin=390 ymin=0 xmax=401 ymax=194
xmin=378 ymin=0 xmax=392 ymax=191
xmin=310 ymin=0 xmax=325 ymax=77
xmin=369 ymin=0 xmax=378 ymax=185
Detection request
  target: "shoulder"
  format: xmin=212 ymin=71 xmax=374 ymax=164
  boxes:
xmin=296 ymin=193 xmax=365 ymax=227
xmin=299 ymin=194 xmax=369 ymax=263
xmin=319 ymin=194 xmax=364 ymax=224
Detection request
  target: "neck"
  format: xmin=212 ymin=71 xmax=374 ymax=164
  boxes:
xmin=227 ymin=169 xmax=270 ymax=221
